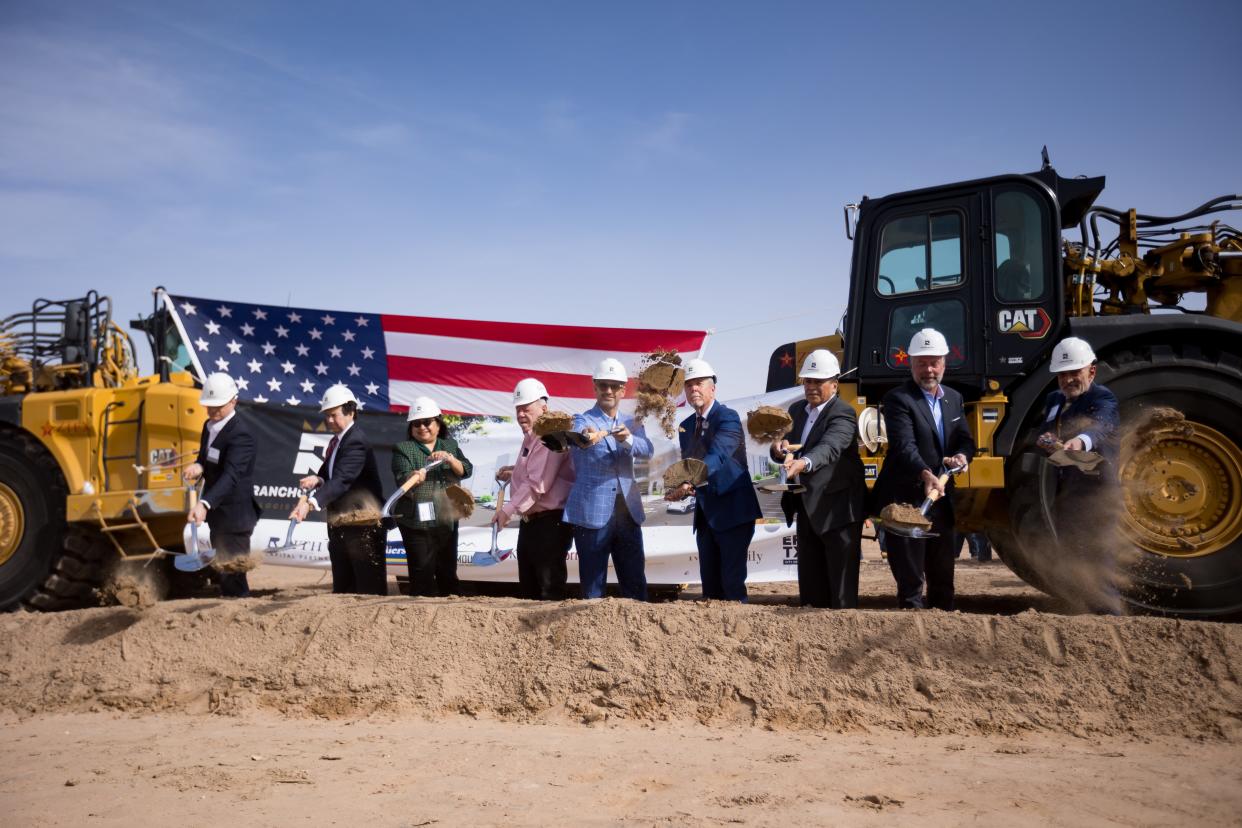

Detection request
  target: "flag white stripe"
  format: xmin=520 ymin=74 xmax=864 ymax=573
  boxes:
xmin=388 ymin=380 xmax=658 ymax=417
xmin=383 ymin=330 xmax=700 ymax=376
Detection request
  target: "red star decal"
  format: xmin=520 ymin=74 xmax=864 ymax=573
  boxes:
xmin=779 ymin=352 xmax=794 ymax=368
xmin=41 ymin=422 xmax=54 ymax=437
xmin=950 ymin=344 xmax=964 ymax=361
xmin=892 ymin=348 xmax=909 ymax=366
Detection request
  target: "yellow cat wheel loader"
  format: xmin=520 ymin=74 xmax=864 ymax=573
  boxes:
xmin=766 ymin=151 xmax=1241 ymax=616
xmin=0 ymin=289 xmax=205 ymax=610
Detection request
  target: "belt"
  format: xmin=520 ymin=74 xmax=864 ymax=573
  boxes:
xmin=522 ymin=508 xmax=564 ymax=524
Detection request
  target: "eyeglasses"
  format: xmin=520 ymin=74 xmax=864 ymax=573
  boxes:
xmin=594 ymin=382 xmax=625 ymax=392
xmin=411 ymin=418 xmax=436 ymax=428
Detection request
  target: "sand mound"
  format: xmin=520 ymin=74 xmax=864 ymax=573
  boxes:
xmin=1 ymin=595 xmax=1238 ymax=741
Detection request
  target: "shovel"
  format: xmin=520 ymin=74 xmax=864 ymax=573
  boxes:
xmin=879 ymin=465 xmax=965 ymax=539
xmin=175 ymin=484 xmax=215 ymax=572
xmin=380 ymin=458 xmax=446 ymax=530
xmin=274 ymin=489 xmax=313 ymax=551
xmin=471 ymin=481 xmax=513 ymax=566
xmin=758 ymin=443 xmax=805 ymax=494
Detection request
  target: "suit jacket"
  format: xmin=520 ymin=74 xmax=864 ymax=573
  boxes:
xmin=563 ymin=406 xmax=654 ymax=529
xmin=313 ymin=424 xmax=385 ymax=522
xmin=196 ymin=413 xmax=262 ymax=534
xmin=775 ymin=395 xmax=866 ymax=532
xmin=871 ymin=380 xmax=976 ymax=516
xmin=679 ymin=403 xmax=762 ymax=532
xmin=1033 ymin=382 xmax=1120 ymax=486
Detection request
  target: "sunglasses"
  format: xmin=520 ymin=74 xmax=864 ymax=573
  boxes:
xmin=594 ymin=382 xmax=625 ymax=392
xmin=411 ymin=418 xmax=436 ymax=428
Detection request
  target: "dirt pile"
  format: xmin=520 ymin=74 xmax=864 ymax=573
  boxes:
xmin=2 ymin=596 xmax=1238 ymax=740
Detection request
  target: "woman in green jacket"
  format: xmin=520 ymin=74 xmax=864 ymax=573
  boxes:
xmin=391 ymin=396 xmax=474 ymax=596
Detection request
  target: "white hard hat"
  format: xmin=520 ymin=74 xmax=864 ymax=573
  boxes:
xmin=407 ymin=396 xmax=442 ymax=421
xmin=683 ymin=358 xmax=716 ymax=382
xmin=908 ymin=328 xmax=949 ymax=357
xmin=318 ymin=384 xmax=358 ymax=412
xmin=199 ymin=373 xmax=239 ymax=406
xmin=799 ymin=349 xmax=841 ymax=380
xmin=1049 ymin=337 xmax=1096 ymax=372
xmin=592 ymin=357 xmax=628 ymax=382
xmin=512 ymin=378 xmax=549 ymax=407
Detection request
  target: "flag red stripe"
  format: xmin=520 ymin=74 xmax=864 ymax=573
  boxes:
xmin=387 ymin=355 xmax=634 ymax=398
xmin=380 ymin=314 xmax=705 ymax=352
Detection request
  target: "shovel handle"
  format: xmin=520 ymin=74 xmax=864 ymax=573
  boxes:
xmin=925 ymin=472 xmax=951 ymax=504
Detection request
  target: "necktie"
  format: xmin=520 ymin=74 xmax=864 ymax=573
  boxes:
xmin=694 ymin=415 xmax=705 ymax=441
xmin=324 ymin=435 xmax=339 ymax=470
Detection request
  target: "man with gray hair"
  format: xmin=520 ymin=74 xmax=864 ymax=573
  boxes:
xmin=494 ymin=378 xmax=576 ymax=600
xmin=872 ymin=329 xmax=975 ymax=610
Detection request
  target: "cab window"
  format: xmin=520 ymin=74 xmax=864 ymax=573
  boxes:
xmin=876 ymin=212 xmax=963 ymax=295
xmin=886 ymin=299 xmax=966 ymax=370
xmin=994 ymin=190 xmax=1047 ymax=301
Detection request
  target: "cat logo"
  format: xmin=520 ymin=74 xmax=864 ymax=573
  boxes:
xmin=997 ymin=307 xmax=1051 ymax=339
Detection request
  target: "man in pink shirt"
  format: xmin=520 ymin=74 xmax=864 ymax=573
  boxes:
xmin=494 ymin=378 xmax=576 ymax=600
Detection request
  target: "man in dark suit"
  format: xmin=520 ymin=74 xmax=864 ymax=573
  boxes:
xmin=666 ymin=359 xmax=762 ymax=601
xmin=290 ymin=384 xmax=388 ymax=595
xmin=770 ymin=349 xmax=866 ymax=608
xmin=184 ymin=373 xmax=262 ymax=598
xmin=1032 ymin=336 xmax=1122 ymax=613
xmin=872 ymin=328 xmax=976 ymax=610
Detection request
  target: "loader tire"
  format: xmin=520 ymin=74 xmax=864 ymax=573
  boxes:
xmin=0 ymin=429 xmax=109 ymax=611
xmin=1001 ymin=343 xmax=1242 ymax=617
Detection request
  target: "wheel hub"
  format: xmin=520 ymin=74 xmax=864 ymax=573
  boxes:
xmin=0 ymin=481 xmax=24 ymax=566
xmin=1119 ymin=421 xmax=1242 ymax=557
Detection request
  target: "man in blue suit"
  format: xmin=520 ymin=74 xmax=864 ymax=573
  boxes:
xmin=666 ymin=359 xmax=762 ymax=601
xmin=1033 ymin=336 xmax=1122 ymax=613
xmin=872 ymin=329 xmax=976 ymax=610
xmin=564 ymin=358 xmax=654 ymax=600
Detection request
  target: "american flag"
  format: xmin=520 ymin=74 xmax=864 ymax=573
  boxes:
xmin=166 ymin=293 xmax=708 ymax=416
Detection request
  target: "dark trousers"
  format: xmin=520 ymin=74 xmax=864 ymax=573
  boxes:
xmin=696 ymin=519 xmax=755 ymax=602
xmin=573 ymin=497 xmax=646 ymax=601
xmin=516 ymin=510 xmax=572 ymax=601
xmin=327 ymin=523 xmax=388 ymax=596
xmin=885 ymin=508 xmax=956 ymax=610
xmin=399 ymin=524 xmax=459 ymax=597
xmin=213 ymin=530 xmax=251 ymax=598
xmin=795 ymin=512 xmax=862 ymax=608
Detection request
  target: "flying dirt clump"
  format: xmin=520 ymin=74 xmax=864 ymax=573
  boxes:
xmin=327 ymin=490 xmax=383 ymax=527
xmin=746 ymin=405 xmax=793 ymax=444
xmin=98 ymin=564 xmax=165 ymax=610
xmin=1122 ymin=406 xmax=1194 ymax=456
xmin=635 ymin=350 xmax=684 ymax=438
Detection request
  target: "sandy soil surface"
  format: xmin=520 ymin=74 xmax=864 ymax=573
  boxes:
xmin=3 ymin=547 xmax=1239 ymax=825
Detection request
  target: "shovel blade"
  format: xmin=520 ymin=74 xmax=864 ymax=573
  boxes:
xmin=883 ymin=524 xmax=938 ymax=539
xmin=470 ymin=548 xmax=513 ymax=567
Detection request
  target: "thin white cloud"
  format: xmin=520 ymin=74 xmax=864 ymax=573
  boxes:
xmin=622 ymin=111 xmax=698 ymax=170
xmin=636 ymin=111 xmax=692 ymax=155
xmin=339 ymin=123 xmax=413 ymax=150
xmin=0 ymin=31 xmax=245 ymax=186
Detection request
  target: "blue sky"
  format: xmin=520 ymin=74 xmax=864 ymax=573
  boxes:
xmin=3 ymin=0 xmax=1239 ymax=394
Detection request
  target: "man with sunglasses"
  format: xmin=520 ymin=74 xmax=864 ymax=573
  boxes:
xmin=563 ymin=358 xmax=654 ymax=600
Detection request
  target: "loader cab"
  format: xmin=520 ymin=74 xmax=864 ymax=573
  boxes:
xmin=843 ymin=173 xmax=1069 ymax=400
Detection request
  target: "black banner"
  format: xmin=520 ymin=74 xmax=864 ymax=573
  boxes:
xmin=241 ymin=401 xmax=409 ymax=522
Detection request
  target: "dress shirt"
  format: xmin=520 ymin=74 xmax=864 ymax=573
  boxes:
xmin=799 ymin=395 xmax=835 ymax=471
xmin=920 ymin=384 xmax=945 ymax=447
xmin=500 ymin=429 xmax=576 ymax=521
xmin=199 ymin=410 xmax=236 ymax=510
